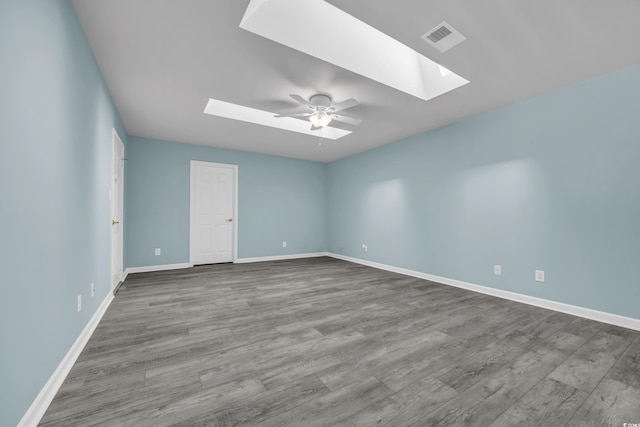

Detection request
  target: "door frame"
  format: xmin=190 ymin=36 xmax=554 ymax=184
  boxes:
xmin=110 ymin=128 xmax=125 ymax=293
xmin=189 ymin=160 xmax=239 ymax=266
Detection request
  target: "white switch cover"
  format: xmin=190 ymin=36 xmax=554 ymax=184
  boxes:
xmin=155 ymin=248 xmax=161 ymax=256
xmin=494 ymin=265 xmax=502 ymax=276
xmin=282 ymin=241 xmax=287 ymax=248
xmin=91 ymin=283 xmax=95 ymax=298
xmin=77 ymin=294 xmax=82 ymax=312
xmin=535 ymin=270 xmax=545 ymax=282
xmin=362 ymin=244 xmax=368 ymax=252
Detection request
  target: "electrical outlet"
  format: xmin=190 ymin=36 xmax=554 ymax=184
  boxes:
xmin=494 ymin=265 xmax=502 ymax=276
xmin=155 ymin=248 xmax=161 ymax=256
xmin=77 ymin=294 xmax=82 ymax=312
xmin=362 ymin=243 xmax=368 ymax=253
xmin=282 ymin=241 xmax=287 ymax=248
xmin=535 ymin=270 xmax=545 ymax=282
xmin=91 ymin=283 xmax=95 ymax=298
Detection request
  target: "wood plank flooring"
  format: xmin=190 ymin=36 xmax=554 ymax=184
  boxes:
xmin=40 ymin=257 xmax=640 ymax=426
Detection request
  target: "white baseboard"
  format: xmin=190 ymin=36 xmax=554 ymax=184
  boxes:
xmin=124 ymin=255 xmax=329 ymax=272
xmin=236 ymin=252 xmax=328 ymax=264
xmin=124 ymin=263 xmax=191 ymax=276
xmin=328 ymin=253 xmax=640 ymax=332
xmin=18 ymin=292 xmax=114 ymax=427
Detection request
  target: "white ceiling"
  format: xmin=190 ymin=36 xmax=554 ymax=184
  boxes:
xmin=72 ymin=0 xmax=640 ymax=163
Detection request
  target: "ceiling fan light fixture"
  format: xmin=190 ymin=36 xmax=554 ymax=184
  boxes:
xmin=309 ymin=112 xmax=332 ymax=128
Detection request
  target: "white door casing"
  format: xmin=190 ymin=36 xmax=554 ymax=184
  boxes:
xmin=190 ymin=161 xmax=238 ymax=265
xmin=110 ymin=129 xmax=125 ymax=291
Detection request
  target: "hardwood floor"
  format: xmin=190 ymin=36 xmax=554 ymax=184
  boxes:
xmin=40 ymin=257 xmax=640 ymax=426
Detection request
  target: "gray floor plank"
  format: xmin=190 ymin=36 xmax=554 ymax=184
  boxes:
xmin=171 ymin=374 xmax=329 ymax=427
xmin=567 ymin=378 xmax=640 ymax=427
xmin=255 ymin=376 xmax=393 ymax=427
xmin=548 ymin=330 xmax=633 ymax=392
xmin=488 ymin=377 xmax=588 ymax=427
xmin=607 ymin=334 xmax=640 ymax=389
xmin=334 ymin=377 xmax=457 ymax=427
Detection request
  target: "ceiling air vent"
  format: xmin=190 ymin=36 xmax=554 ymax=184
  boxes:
xmin=421 ymin=21 xmax=466 ymax=52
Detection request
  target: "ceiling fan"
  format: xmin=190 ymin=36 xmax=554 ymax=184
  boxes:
xmin=275 ymin=94 xmax=362 ymax=129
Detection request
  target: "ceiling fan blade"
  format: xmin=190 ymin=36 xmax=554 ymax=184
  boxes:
xmin=274 ymin=112 xmax=312 ymax=118
xmin=330 ymin=98 xmax=360 ymax=113
xmin=290 ymin=94 xmax=311 ymax=107
xmin=331 ymin=114 xmax=362 ymax=125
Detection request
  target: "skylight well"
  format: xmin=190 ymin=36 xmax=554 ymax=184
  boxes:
xmin=240 ymin=0 xmax=469 ymax=101
xmin=203 ymin=99 xmax=351 ymax=140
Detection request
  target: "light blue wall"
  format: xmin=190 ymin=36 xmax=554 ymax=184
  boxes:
xmin=0 ymin=1 xmax=127 ymax=425
xmin=125 ymin=137 xmax=327 ymax=267
xmin=329 ymin=65 xmax=640 ymax=319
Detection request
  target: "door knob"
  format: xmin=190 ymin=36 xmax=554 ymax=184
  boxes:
xmin=112 ymin=220 xmax=120 ymax=225
xmin=226 ymin=218 xmax=233 ymax=222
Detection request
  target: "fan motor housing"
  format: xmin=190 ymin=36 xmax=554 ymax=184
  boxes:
xmin=309 ymin=94 xmax=332 ymax=110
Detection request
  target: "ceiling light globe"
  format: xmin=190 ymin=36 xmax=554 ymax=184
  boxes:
xmin=310 ymin=112 xmax=332 ymax=128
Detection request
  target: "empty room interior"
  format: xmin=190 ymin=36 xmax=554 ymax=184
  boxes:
xmin=3 ymin=0 xmax=640 ymax=426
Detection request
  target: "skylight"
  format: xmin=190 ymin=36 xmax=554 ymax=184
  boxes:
xmin=203 ymin=99 xmax=352 ymax=140
xmin=240 ymin=0 xmax=469 ymax=101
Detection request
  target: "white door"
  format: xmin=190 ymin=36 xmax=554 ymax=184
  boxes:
xmin=111 ymin=129 xmax=125 ymax=291
xmin=190 ymin=161 xmax=237 ymax=265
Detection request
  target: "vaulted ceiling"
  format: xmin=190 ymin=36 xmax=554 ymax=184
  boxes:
xmin=73 ymin=0 xmax=640 ymax=162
